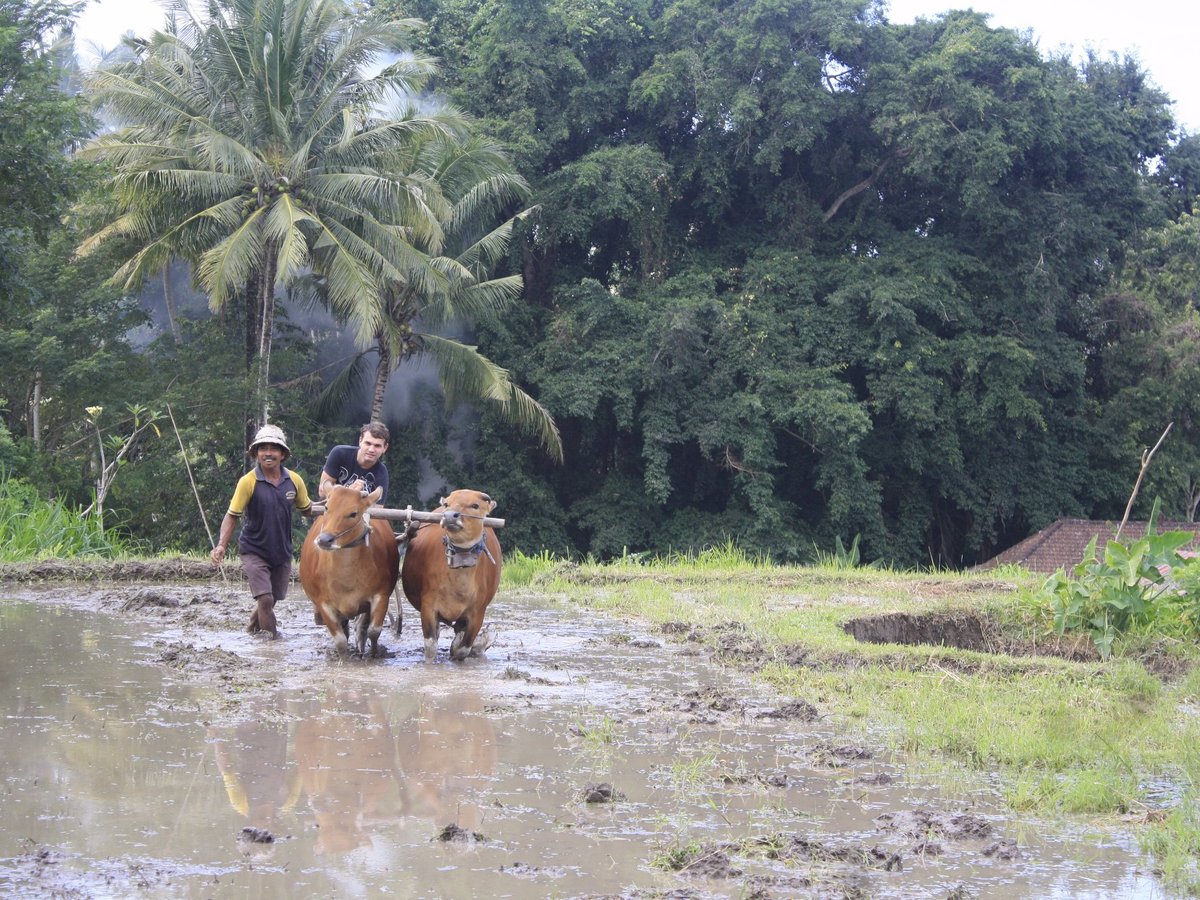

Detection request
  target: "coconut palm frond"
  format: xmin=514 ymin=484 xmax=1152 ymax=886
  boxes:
xmin=418 ymin=335 xmax=563 ymax=461
xmin=197 ymin=206 xmax=266 ymax=306
xmin=264 ymin=194 xmax=318 ymax=283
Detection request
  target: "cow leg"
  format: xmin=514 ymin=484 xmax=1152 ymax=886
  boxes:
xmin=354 ymin=612 xmax=369 ymax=657
xmin=367 ymin=593 xmax=389 ymax=658
xmin=469 ymin=625 xmax=494 ymax=658
xmin=420 ymin=606 xmax=440 ymax=662
xmin=450 ymin=615 xmax=487 ymax=662
xmin=316 ymin=605 xmax=351 ymax=656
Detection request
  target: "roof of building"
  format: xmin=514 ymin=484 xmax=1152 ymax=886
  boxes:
xmin=974 ymin=517 xmax=1200 ymax=575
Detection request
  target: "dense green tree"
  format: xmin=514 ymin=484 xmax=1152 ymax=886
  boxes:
xmin=0 ymin=0 xmax=89 ymax=256
xmin=402 ymin=0 xmax=1183 ymax=565
xmin=0 ymin=0 xmax=144 ymax=498
xmin=1096 ymin=208 xmax=1200 ymax=522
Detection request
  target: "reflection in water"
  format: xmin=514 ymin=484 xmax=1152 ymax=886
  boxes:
xmin=396 ymin=693 xmax=497 ymax=831
xmin=294 ymin=691 xmax=405 ymax=855
xmin=208 ymin=708 xmax=301 ymax=858
xmin=205 ymin=688 xmax=499 ymax=859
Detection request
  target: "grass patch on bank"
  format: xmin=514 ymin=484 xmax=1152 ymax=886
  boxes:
xmin=0 ymin=477 xmax=134 ymax=560
xmin=504 ymin=549 xmax=1200 ymax=894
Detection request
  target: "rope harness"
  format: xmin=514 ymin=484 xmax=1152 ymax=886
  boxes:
xmin=396 ymin=505 xmax=496 ymax=569
xmin=320 ymin=511 xmax=371 ymax=549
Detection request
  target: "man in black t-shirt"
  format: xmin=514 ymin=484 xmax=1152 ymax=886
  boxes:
xmin=319 ymin=422 xmax=390 ymax=504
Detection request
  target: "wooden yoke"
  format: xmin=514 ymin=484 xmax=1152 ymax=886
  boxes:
xmin=309 ymin=502 xmax=506 ymax=530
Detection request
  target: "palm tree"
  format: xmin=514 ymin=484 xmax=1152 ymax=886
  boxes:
xmin=76 ymin=0 xmax=462 ymax=428
xmin=316 ymin=133 xmax=563 ymax=460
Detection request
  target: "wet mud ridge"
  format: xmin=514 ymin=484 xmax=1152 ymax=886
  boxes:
xmin=0 ymin=577 xmax=1154 ymax=898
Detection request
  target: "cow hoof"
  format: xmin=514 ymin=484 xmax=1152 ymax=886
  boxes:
xmin=469 ymin=628 xmax=494 ymax=657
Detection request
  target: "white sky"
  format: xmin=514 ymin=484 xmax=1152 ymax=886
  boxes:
xmin=74 ymin=0 xmax=1200 ymax=133
xmin=886 ymin=0 xmax=1199 ymax=132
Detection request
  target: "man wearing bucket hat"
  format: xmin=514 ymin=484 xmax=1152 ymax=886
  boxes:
xmin=210 ymin=424 xmax=313 ymax=638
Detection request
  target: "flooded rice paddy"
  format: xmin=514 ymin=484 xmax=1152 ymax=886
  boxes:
xmin=0 ymin=580 xmax=1166 ymax=898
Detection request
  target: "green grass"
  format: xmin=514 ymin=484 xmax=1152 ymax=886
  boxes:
xmin=505 ymin=546 xmax=1200 ymax=891
xmin=0 ymin=477 xmax=133 ymax=560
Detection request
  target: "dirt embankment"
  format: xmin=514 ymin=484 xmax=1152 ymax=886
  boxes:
xmin=0 ymin=557 xmax=234 ymax=584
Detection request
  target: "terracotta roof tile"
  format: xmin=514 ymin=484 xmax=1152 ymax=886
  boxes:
xmin=974 ymin=518 xmax=1200 ymax=575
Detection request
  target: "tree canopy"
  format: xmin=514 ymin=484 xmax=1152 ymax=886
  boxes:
xmin=1 ymin=0 xmax=1196 ymax=566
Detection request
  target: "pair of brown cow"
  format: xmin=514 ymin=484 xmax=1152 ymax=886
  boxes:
xmin=298 ymin=488 xmax=501 ymax=661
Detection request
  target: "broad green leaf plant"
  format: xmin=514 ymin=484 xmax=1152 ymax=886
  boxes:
xmin=1037 ymin=501 xmax=1195 ymax=658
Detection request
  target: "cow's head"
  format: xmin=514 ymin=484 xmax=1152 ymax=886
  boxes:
xmin=438 ymin=489 xmax=496 ymax=548
xmin=317 ymin=485 xmax=383 ymax=550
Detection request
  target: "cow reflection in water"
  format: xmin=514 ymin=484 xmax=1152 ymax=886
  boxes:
xmin=209 ymin=714 xmax=301 ymax=858
xmin=395 ymin=692 xmax=497 ymax=831
xmin=294 ymin=691 xmax=405 ymax=854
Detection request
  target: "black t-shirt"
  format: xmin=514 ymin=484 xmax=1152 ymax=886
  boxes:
xmin=322 ymin=445 xmax=389 ymax=503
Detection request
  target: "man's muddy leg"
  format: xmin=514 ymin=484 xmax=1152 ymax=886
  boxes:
xmin=252 ymin=593 xmax=277 ymax=638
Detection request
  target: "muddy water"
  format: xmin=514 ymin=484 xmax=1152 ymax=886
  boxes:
xmin=0 ymin=585 xmax=1163 ymax=898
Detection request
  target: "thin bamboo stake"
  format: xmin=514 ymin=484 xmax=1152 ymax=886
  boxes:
xmin=168 ymin=403 xmax=226 ymax=583
xmin=1116 ymin=422 xmax=1173 ymax=541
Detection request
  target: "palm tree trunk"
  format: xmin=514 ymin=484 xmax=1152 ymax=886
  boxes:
xmin=256 ymin=243 xmax=279 ymax=424
xmin=371 ymin=337 xmax=391 ymax=422
xmin=162 ymin=263 xmax=183 ymax=346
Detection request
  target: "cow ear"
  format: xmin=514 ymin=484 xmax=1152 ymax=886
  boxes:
xmin=487 ymin=497 xmax=497 ymax=512
xmin=367 ymin=486 xmax=383 ymax=504
xmin=439 ymin=496 xmax=448 ymax=507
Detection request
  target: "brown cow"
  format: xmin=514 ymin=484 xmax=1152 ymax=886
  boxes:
xmin=299 ymin=485 xmax=399 ymax=657
xmin=400 ymin=489 xmax=501 ymax=662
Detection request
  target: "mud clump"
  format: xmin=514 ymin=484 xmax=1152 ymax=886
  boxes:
xmin=710 ymin=622 xmax=765 ymax=664
xmin=238 ymin=827 xmax=275 ymax=844
xmin=660 ymin=621 xmax=701 ymax=641
xmin=159 ymin=642 xmax=248 ymax=674
xmin=677 ymin=686 xmax=743 ymax=716
xmin=852 ymin=772 xmax=894 ymax=786
xmin=118 ymin=588 xmax=181 ymax=612
xmin=437 ymin=824 xmax=486 ymax=843
xmin=809 ymin=742 xmax=874 ymax=767
xmin=754 ymin=699 xmax=819 ymax=721
xmin=659 ymin=843 xmax=743 ymax=879
xmin=983 ymin=838 xmax=1019 ymax=860
xmin=874 ymin=808 xmax=995 ymax=842
xmin=582 ymin=782 xmax=625 ymax=803
xmin=739 ymin=833 xmax=903 ymax=872
xmin=843 ymin=611 xmax=987 ymax=650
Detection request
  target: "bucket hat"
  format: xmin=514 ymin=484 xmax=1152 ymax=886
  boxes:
xmin=248 ymin=423 xmax=290 ymax=455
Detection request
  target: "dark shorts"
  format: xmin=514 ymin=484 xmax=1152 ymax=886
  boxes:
xmin=240 ymin=553 xmax=291 ymax=602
